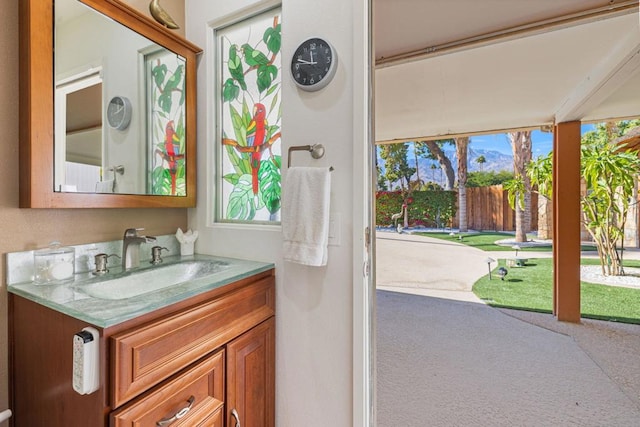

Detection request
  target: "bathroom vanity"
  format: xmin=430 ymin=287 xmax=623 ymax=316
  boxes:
xmin=8 ymin=255 xmax=275 ymax=427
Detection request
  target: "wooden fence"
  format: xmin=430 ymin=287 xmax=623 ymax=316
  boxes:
xmin=452 ymin=185 xmax=538 ymax=231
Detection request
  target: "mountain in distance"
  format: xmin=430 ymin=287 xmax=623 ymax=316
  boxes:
xmin=378 ymin=147 xmax=514 ymax=188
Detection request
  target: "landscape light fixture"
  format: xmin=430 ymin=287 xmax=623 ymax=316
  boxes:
xmin=449 ymin=232 xmax=456 ymax=238
xmin=512 ymin=245 xmax=521 ymax=257
xmin=485 ymin=257 xmax=495 ymax=280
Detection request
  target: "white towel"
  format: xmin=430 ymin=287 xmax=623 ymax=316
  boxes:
xmin=282 ymin=167 xmax=331 ymax=266
xmin=95 ymin=179 xmax=114 ymax=193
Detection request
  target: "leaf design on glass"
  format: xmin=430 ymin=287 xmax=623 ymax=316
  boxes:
xmin=259 ymin=156 xmax=281 ymax=216
xmin=264 ymin=24 xmax=281 ymax=54
xmin=227 ymin=175 xmax=257 ymax=220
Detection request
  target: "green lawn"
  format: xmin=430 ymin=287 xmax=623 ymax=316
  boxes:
xmin=414 ymin=231 xmax=597 ymax=252
xmin=473 ymin=258 xmax=640 ymax=324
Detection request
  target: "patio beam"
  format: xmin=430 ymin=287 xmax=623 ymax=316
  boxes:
xmin=555 ymin=31 xmax=640 ymax=123
xmin=553 ymin=121 xmax=582 ymax=323
xmin=376 ymin=0 xmax=638 ymax=69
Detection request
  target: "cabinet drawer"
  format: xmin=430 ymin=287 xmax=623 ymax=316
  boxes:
xmin=111 ymin=275 xmax=275 ymax=407
xmin=111 ymin=350 xmax=225 ymax=426
xmin=195 ymin=406 xmax=224 ymax=426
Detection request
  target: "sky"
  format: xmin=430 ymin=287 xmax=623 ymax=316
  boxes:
xmin=382 ymin=124 xmax=602 ymax=167
xmin=470 ymin=124 xmax=596 ymax=157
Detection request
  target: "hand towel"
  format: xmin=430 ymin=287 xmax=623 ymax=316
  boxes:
xmin=282 ymin=167 xmax=331 ymax=266
xmin=95 ymin=179 xmax=114 ymax=193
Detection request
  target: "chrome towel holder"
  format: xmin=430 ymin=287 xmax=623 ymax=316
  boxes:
xmin=287 ymin=144 xmax=334 ymax=170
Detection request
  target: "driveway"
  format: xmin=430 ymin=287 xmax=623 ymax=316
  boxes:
xmin=376 ymin=231 xmax=640 ymax=299
xmin=375 ymin=231 xmax=487 ymax=303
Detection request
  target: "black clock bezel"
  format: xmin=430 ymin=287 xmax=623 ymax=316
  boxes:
xmin=290 ymin=37 xmax=337 ymax=92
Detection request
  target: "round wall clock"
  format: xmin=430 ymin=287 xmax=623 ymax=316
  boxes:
xmin=106 ymin=96 xmax=132 ymax=130
xmin=291 ymin=37 xmax=338 ymax=91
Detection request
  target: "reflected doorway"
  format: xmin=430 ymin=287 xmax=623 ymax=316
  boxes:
xmin=55 ymin=70 xmax=103 ymax=192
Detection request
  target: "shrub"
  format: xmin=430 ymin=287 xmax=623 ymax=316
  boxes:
xmin=376 ymin=190 xmax=457 ymax=228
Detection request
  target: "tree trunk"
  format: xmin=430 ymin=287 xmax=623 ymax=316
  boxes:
xmin=425 ymin=140 xmax=455 ymax=190
xmin=403 ymin=204 xmax=409 ymax=228
xmin=509 ymin=131 xmax=533 ymax=242
xmin=537 ymin=195 xmax=553 ymax=240
xmin=523 ymin=191 xmax=532 ymax=232
xmin=455 ymin=137 xmax=469 ymax=232
xmin=413 ymin=142 xmax=421 ymax=189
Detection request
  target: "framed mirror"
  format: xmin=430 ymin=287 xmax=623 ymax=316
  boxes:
xmin=19 ymin=0 xmax=202 ymax=208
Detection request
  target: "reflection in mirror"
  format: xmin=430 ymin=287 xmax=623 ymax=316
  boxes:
xmin=55 ymin=71 xmax=103 ymax=192
xmin=54 ymin=0 xmax=187 ymax=196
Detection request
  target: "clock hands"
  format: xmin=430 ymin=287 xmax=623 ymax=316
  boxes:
xmin=297 ymin=51 xmax=317 ymax=66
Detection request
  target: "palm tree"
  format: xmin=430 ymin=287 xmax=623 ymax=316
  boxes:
xmin=475 ymin=155 xmax=486 ymax=172
xmin=508 ymin=131 xmax=532 ymax=242
xmin=456 ymin=137 xmax=469 ymax=232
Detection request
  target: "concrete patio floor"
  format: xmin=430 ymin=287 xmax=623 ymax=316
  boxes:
xmin=375 ymin=231 xmax=640 ymax=426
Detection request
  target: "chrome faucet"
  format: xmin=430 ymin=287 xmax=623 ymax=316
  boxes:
xmin=122 ymin=228 xmax=156 ymax=270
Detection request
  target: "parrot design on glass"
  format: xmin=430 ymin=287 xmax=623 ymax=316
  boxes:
xmin=246 ymin=103 xmax=267 ymax=194
xmin=155 ymin=120 xmax=185 ymax=195
xmin=222 ymin=103 xmax=281 ymax=195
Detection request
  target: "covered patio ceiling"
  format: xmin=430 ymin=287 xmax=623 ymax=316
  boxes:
xmin=374 ymin=0 xmax=640 ymax=143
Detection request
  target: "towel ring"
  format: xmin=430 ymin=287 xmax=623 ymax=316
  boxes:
xmin=287 ymin=144 xmax=334 ymax=170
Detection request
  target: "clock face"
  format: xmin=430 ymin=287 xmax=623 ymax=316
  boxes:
xmin=291 ymin=38 xmax=337 ymax=91
xmin=107 ymin=96 xmax=132 ymax=130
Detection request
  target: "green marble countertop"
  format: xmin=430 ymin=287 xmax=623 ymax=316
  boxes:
xmin=8 ymin=254 xmax=274 ymax=328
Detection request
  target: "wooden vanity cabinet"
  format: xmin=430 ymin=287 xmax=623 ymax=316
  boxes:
xmin=9 ymin=269 xmax=275 ymax=427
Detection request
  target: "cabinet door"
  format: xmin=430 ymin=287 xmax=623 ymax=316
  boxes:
xmin=226 ymin=317 xmax=275 ymax=427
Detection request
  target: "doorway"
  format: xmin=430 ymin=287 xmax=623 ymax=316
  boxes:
xmin=369 ymin=1 xmax=640 ymax=425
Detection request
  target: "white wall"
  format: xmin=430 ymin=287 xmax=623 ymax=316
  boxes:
xmin=186 ymin=0 xmax=369 ymax=425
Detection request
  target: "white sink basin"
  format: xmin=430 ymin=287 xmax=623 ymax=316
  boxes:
xmin=80 ymin=260 xmax=230 ymax=300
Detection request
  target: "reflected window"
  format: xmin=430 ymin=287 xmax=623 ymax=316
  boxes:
xmin=145 ymin=50 xmax=187 ymax=196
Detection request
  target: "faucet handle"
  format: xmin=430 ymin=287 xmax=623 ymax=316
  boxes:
xmin=124 ymin=228 xmax=144 ymax=237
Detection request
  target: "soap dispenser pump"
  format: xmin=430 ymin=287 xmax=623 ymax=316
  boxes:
xmin=93 ymin=253 xmax=120 ymax=275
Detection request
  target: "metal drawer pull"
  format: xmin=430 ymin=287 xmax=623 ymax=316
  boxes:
xmin=231 ymin=408 xmax=241 ymax=427
xmin=156 ymin=396 xmax=195 ymax=426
